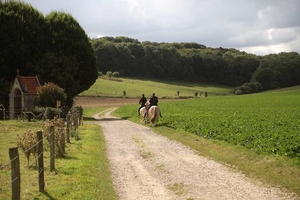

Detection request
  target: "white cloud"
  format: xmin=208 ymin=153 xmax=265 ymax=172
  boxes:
xmin=21 ymin=0 xmax=300 ymax=55
xmin=268 ymin=28 xmax=298 ymax=43
xmin=241 ymin=27 xmax=300 ymax=55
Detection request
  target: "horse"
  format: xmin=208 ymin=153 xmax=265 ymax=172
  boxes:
xmin=148 ymin=105 xmax=160 ymax=127
xmin=139 ymin=100 xmax=150 ymax=123
xmin=139 ymin=106 xmax=147 ymax=123
xmin=139 ymin=101 xmax=160 ymax=126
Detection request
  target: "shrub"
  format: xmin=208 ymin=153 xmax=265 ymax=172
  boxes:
xmin=16 ymin=130 xmax=38 ymax=167
xmin=43 ymin=116 xmax=66 ymax=157
xmin=98 ymin=71 xmax=103 ymax=76
xmin=37 ymin=83 xmax=67 ymax=107
xmin=106 ymin=71 xmax=112 ymax=78
xmin=234 ymin=82 xmax=263 ymax=95
xmin=112 ymin=71 xmax=120 ymax=78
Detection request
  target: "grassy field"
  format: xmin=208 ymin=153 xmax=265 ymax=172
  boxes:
xmin=0 ymin=120 xmax=117 ymax=199
xmin=80 ymin=77 xmax=233 ymax=98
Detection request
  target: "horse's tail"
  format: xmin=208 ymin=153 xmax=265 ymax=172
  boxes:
xmin=151 ymin=106 xmax=158 ymax=123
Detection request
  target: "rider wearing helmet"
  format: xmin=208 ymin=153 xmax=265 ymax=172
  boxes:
xmin=149 ymin=93 xmax=158 ymax=108
xmin=138 ymin=94 xmax=147 ymax=116
xmin=146 ymin=93 xmax=162 ymax=118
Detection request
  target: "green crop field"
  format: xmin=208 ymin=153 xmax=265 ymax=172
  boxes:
xmin=80 ymin=77 xmax=232 ymax=98
xmin=116 ymin=86 xmax=300 ymax=158
xmin=114 ymin=85 xmax=300 ymax=195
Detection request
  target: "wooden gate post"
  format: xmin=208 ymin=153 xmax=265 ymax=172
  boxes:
xmin=49 ymin=126 xmax=55 ymax=171
xmin=9 ymin=147 xmax=20 ymax=200
xmin=37 ymin=131 xmax=44 ymax=192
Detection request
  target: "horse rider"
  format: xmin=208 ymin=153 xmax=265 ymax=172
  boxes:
xmin=149 ymin=92 xmax=158 ymax=108
xmin=146 ymin=93 xmax=162 ymax=118
xmin=138 ymin=94 xmax=147 ymax=116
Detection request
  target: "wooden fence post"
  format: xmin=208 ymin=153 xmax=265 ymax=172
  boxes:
xmin=66 ymin=111 xmax=71 ymax=143
xmin=49 ymin=126 xmax=55 ymax=171
xmin=9 ymin=147 xmax=20 ymax=200
xmin=37 ymin=131 xmax=44 ymax=192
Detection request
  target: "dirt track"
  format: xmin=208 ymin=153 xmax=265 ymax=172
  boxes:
xmin=91 ymin=106 xmax=295 ymax=200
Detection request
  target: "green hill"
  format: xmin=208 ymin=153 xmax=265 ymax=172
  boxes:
xmin=79 ymin=77 xmax=233 ymax=98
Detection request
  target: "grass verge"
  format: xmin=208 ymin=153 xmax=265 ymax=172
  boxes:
xmin=0 ymin=121 xmax=117 ymax=199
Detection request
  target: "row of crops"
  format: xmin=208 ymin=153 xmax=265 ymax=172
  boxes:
xmin=159 ymin=90 xmax=300 ymax=158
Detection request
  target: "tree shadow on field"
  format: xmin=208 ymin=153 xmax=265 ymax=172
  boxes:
xmin=41 ymin=191 xmax=57 ymax=200
xmin=119 ymin=116 xmax=130 ymax=120
xmin=83 ymin=116 xmax=99 ymax=121
xmin=154 ymin=122 xmax=167 ymax=127
xmin=141 ymin=122 xmax=167 ymax=128
xmin=59 ymin=155 xmax=79 ymax=160
xmin=83 ymin=116 xmax=129 ymax=121
xmin=100 ymin=117 xmax=128 ymax=121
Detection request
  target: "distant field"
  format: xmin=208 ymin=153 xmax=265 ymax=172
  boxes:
xmin=79 ymin=77 xmax=233 ymax=98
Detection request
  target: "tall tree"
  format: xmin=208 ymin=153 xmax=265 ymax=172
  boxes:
xmin=0 ymin=2 xmax=97 ymax=107
xmin=252 ymin=68 xmax=275 ymax=90
xmin=34 ymin=11 xmax=97 ymax=106
xmin=0 ymin=1 xmax=48 ymax=108
xmin=0 ymin=1 xmax=48 ymax=81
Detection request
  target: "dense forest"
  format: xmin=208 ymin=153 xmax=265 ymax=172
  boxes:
xmin=92 ymin=36 xmax=300 ymax=94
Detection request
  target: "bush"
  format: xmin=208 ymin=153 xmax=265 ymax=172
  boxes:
xmin=16 ymin=130 xmax=38 ymax=167
xmin=37 ymin=83 xmax=67 ymax=107
xmin=43 ymin=117 xmax=66 ymax=157
xmin=234 ymin=82 xmax=263 ymax=95
xmin=112 ymin=71 xmax=120 ymax=78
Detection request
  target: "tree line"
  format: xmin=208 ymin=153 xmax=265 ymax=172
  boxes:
xmin=92 ymin=36 xmax=300 ymax=94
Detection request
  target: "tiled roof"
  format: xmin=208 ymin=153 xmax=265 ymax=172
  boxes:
xmin=19 ymin=76 xmax=40 ymax=94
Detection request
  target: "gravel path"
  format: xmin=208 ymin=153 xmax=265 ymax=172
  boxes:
xmin=93 ymin=107 xmax=294 ymax=200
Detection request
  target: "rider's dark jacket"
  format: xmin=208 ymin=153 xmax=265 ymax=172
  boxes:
xmin=149 ymin=96 xmax=158 ymax=106
xmin=139 ymin=96 xmax=147 ymax=107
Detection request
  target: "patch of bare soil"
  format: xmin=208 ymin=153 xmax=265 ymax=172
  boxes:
xmin=92 ymin=107 xmax=296 ymax=200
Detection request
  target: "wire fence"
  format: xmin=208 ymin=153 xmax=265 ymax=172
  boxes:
xmin=0 ymin=110 xmax=82 ymax=200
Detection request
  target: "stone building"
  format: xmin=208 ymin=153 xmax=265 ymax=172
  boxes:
xmin=9 ymin=71 xmax=41 ymax=119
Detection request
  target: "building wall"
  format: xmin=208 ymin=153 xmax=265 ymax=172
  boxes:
xmin=9 ymin=77 xmax=38 ymax=119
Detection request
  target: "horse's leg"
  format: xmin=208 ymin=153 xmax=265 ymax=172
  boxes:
xmin=154 ymin=107 xmax=160 ymax=126
xmin=140 ymin=108 xmax=146 ymax=123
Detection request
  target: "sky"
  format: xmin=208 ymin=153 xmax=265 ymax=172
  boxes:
xmin=21 ymin=0 xmax=300 ymax=55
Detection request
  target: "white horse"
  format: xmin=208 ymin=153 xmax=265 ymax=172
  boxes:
xmin=139 ymin=106 xmax=147 ymax=123
xmin=148 ymin=105 xmax=160 ymax=127
xmin=140 ymin=101 xmax=160 ymax=126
